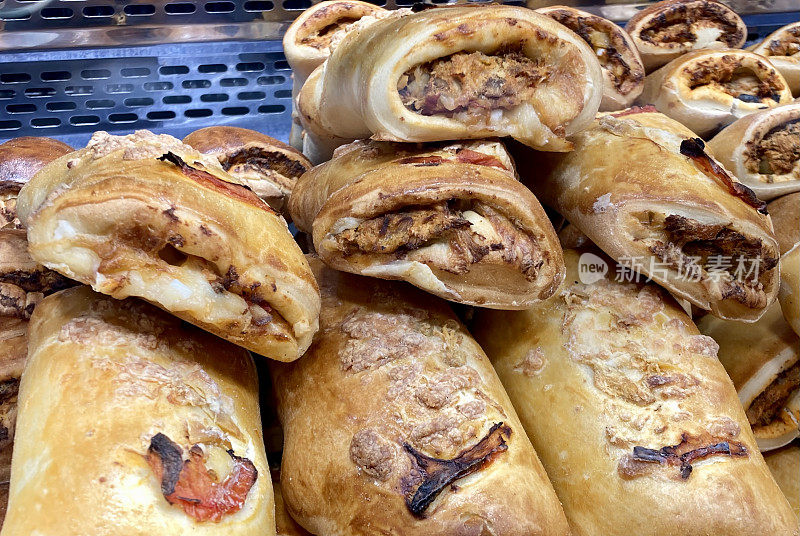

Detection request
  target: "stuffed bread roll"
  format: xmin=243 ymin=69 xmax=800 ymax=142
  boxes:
xmin=296 ymin=67 xmax=356 ymax=164
xmin=639 ymin=50 xmax=793 ymax=137
xmin=0 ymin=286 xmax=272 ymax=535
xmin=535 ymin=6 xmax=645 ymax=111
xmin=765 ymin=444 xmax=800 ymax=518
xmin=520 ymin=108 xmax=779 ymax=321
xmin=289 ymin=139 xmax=565 ymax=309
xmin=780 ymin=244 xmax=799 ymax=336
xmin=0 ymin=136 xmax=72 ymax=229
xmin=768 ymin=192 xmax=800 ymax=255
xmin=624 ymin=0 xmax=746 ymax=72
xmin=183 ymin=127 xmax=311 ymax=214
xmin=750 ymin=22 xmax=800 ymax=98
xmin=698 ymin=302 xmax=799 ymax=451
xmin=271 ymin=257 xmax=570 ymax=536
xmin=706 ymin=103 xmax=799 ymax=201
xmin=472 ymin=248 xmax=797 ymax=536
xmin=16 ymin=130 xmax=320 ymax=362
xmin=301 ymin=5 xmax=603 ymax=152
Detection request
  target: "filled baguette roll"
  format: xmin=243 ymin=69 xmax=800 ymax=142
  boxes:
xmin=535 ymin=5 xmax=645 ymax=111
xmin=271 ymin=257 xmax=570 ymax=536
xmin=750 ymin=22 xmax=800 ymax=98
xmin=472 ymin=248 xmax=798 ymax=536
xmin=289 ymin=139 xmax=565 ymax=309
xmin=183 ymin=126 xmax=311 ymax=214
xmin=16 ymin=130 xmax=320 ymax=362
xmin=639 ymin=49 xmax=793 ymax=137
xmin=698 ymin=302 xmax=799 ymax=452
xmin=706 ymin=103 xmax=799 ymax=200
xmin=768 ymin=192 xmax=800 ymax=255
xmin=624 ymin=0 xmax=746 ymax=72
xmin=765 ymin=444 xmax=800 ymax=519
xmin=780 ymin=244 xmax=799 ymax=336
xmin=519 ymin=108 xmax=779 ymax=321
xmin=1 ymin=286 xmax=272 ymax=535
xmin=300 ymin=5 xmax=603 ymax=153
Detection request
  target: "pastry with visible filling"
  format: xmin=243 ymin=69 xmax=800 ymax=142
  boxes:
xmin=535 ymin=5 xmax=645 ymax=111
xmin=699 ymin=301 xmax=799 ymax=452
xmin=298 ymin=5 xmax=602 ymax=158
xmin=768 ymin=192 xmax=800 ymax=255
xmin=183 ymin=126 xmax=311 ymax=215
xmin=765 ymin=444 xmax=800 ymax=519
xmin=625 ymin=0 xmax=746 ymax=71
xmin=473 ymin=248 xmax=798 ymax=536
xmin=750 ymin=22 xmax=800 ymax=98
xmin=518 ymin=107 xmax=780 ymax=322
xmin=0 ymin=286 xmax=272 ymax=535
xmin=16 ymin=130 xmax=320 ymax=362
xmin=707 ymin=103 xmax=799 ymax=201
xmin=289 ymin=140 xmax=564 ymax=309
xmin=639 ymin=49 xmax=793 ymax=137
xmin=270 ymin=257 xmax=570 ymax=536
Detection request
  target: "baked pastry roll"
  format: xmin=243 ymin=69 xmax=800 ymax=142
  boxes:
xmin=289 ymin=139 xmax=565 ymax=309
xmin=640 ymin=50 xmax=793 ymax=137
xmin=299 ymin=5 xmax=602 ymax=153
xmin=274 ymin=480 xmax=311 ymax=536
xmin=183 ymin=126 xmax=311 ymax=214
xmin=750 ymin=22 xmax=800 ymax=98
xmin=768 ymin=192 xmax=800 ymax=255
xmin=520 ymin=108 xmax=780 ymax=321
xmin=1 ymin=286 xmax=272 ymax=535
xmin=765 ymin=444 xmax=800 ymax=519
xmin=707 ymin=103 xmax=799 ymax=201
xmin=271 ymin=257 xmax=570 ymax=535
xmin=624 ymin=0 xmax=746 ymax=72
xmin=535 ymin=5 xmax=645 ymax=111
xmin=780 ymin=244 xmax=800 ymax=336
xmin=472 ymin=248 xmax=798 ymax=536
xmin=16 ymin=130 xmax=320 ymax=362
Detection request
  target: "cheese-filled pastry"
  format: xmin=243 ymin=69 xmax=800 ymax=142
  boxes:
xmin=183 ymin=127 xmax=311 ymax=214
xmin=765 ymin=444 xmax=800 ymax=518
xmin=535 ymin=5 xmax=645 ymax=111
xmin=519 ymin=108 xmax=779 ymax=321
xmin=271 ymin=257 xmax=570 ymax=536
xmin=16 ymin=130 xmax=320 ymax=362
xmin=780 ymin=244 xmax=800 ymax=336
xmin=707 ymin=103 xmax=799 ymax=200
xmin=625 ymin=0 xmax=746 ymax=72
xmin=640 ymin=49 xmax=793 ymax=137
xmin=768 ymin=192 xmax=800 ymax=255
xmin=0 ymin=136 xmax=72 ymax=229
xmin=299 ymin=5 xmax=602 ymax=153
xmin=473 ymin=248 xmax=798 ymax=536
xmin=750 ymin=22 xmax=800 ymax=98
xmin=289 ymin=140 xmax=564 ymax=309
xmin=1 ymin=286 xmax=272 ymax=535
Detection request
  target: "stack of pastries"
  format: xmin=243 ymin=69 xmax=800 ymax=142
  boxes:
xmin=1 ymin=1 xmax=798 ymax=535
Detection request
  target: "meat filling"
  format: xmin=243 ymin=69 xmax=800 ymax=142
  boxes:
xmin=746 ymin=361 xmax=800 ymax=428
xmin=398 ymin=50 xmax=549 ymax=123
xmin=764 ymin=27 xmax=800 ymax=57
xmin=686 ymin=57 xmax=783 ymax=101
xmin=639 ymin=4 xmax=742 ymax=47
xmin=300 ymin=17 xmax=360 ymax=49
xmin=640 ymin=213 xmax=777 ymax=309
xmin=749 ymin=120 xmax=800 ymax=178
xmin=221 ymin=147 xmax=308 ymax=191
xmin=334 ymin=200 xmax=543 ymax=281
xmin=0 ymin=378 xmax=19 ymax=448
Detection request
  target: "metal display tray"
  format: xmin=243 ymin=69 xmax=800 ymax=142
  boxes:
xmin=0 ymin=1 xmax=798 ymax=147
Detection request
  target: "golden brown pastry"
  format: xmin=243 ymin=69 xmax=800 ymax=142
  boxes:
xmin=624 ymin=0 xmax=746 ymax=72
xmin=698 ymin=302 xmax=799 ymax=451
xmin=0 ymin=136 xmax=72 ymax=229
xmin=289 ymin=140 xmax=564 ymax=309
xmin=298 ymin=5 xmax=603 ymax=159
xmin=750 ymin=22 xmax=800 ymax=98
xmin=535 ymin=5 xmax=645 ymax=111
xmin=274 ymin=480 xmax=311 ymax=536
xmin=765 ymin=444 xmax=800 ymax=519
xmin=271 ymin=257 xmax=570 ymax=536
xmin=768 ymin=192 xmax=800 ymax=255
xmin=519 ymin=107 xmax=780 ymax=321
xmin=707 ymin=103 xmax=799 ymax=200
xmin=473 ymin=248 xmax=798 ymax=536
xmin=780 ymin=244 xmax=800 ymax=336
xmin=639 ymin=49 xmax=793 ymax=137
xmin=16 ymin=130 xmax=320 ymax=362
xmin=1 ymin=286 xmax=273 ymax=535
xmin=183 ymin=126 xmax=311 ymax=214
